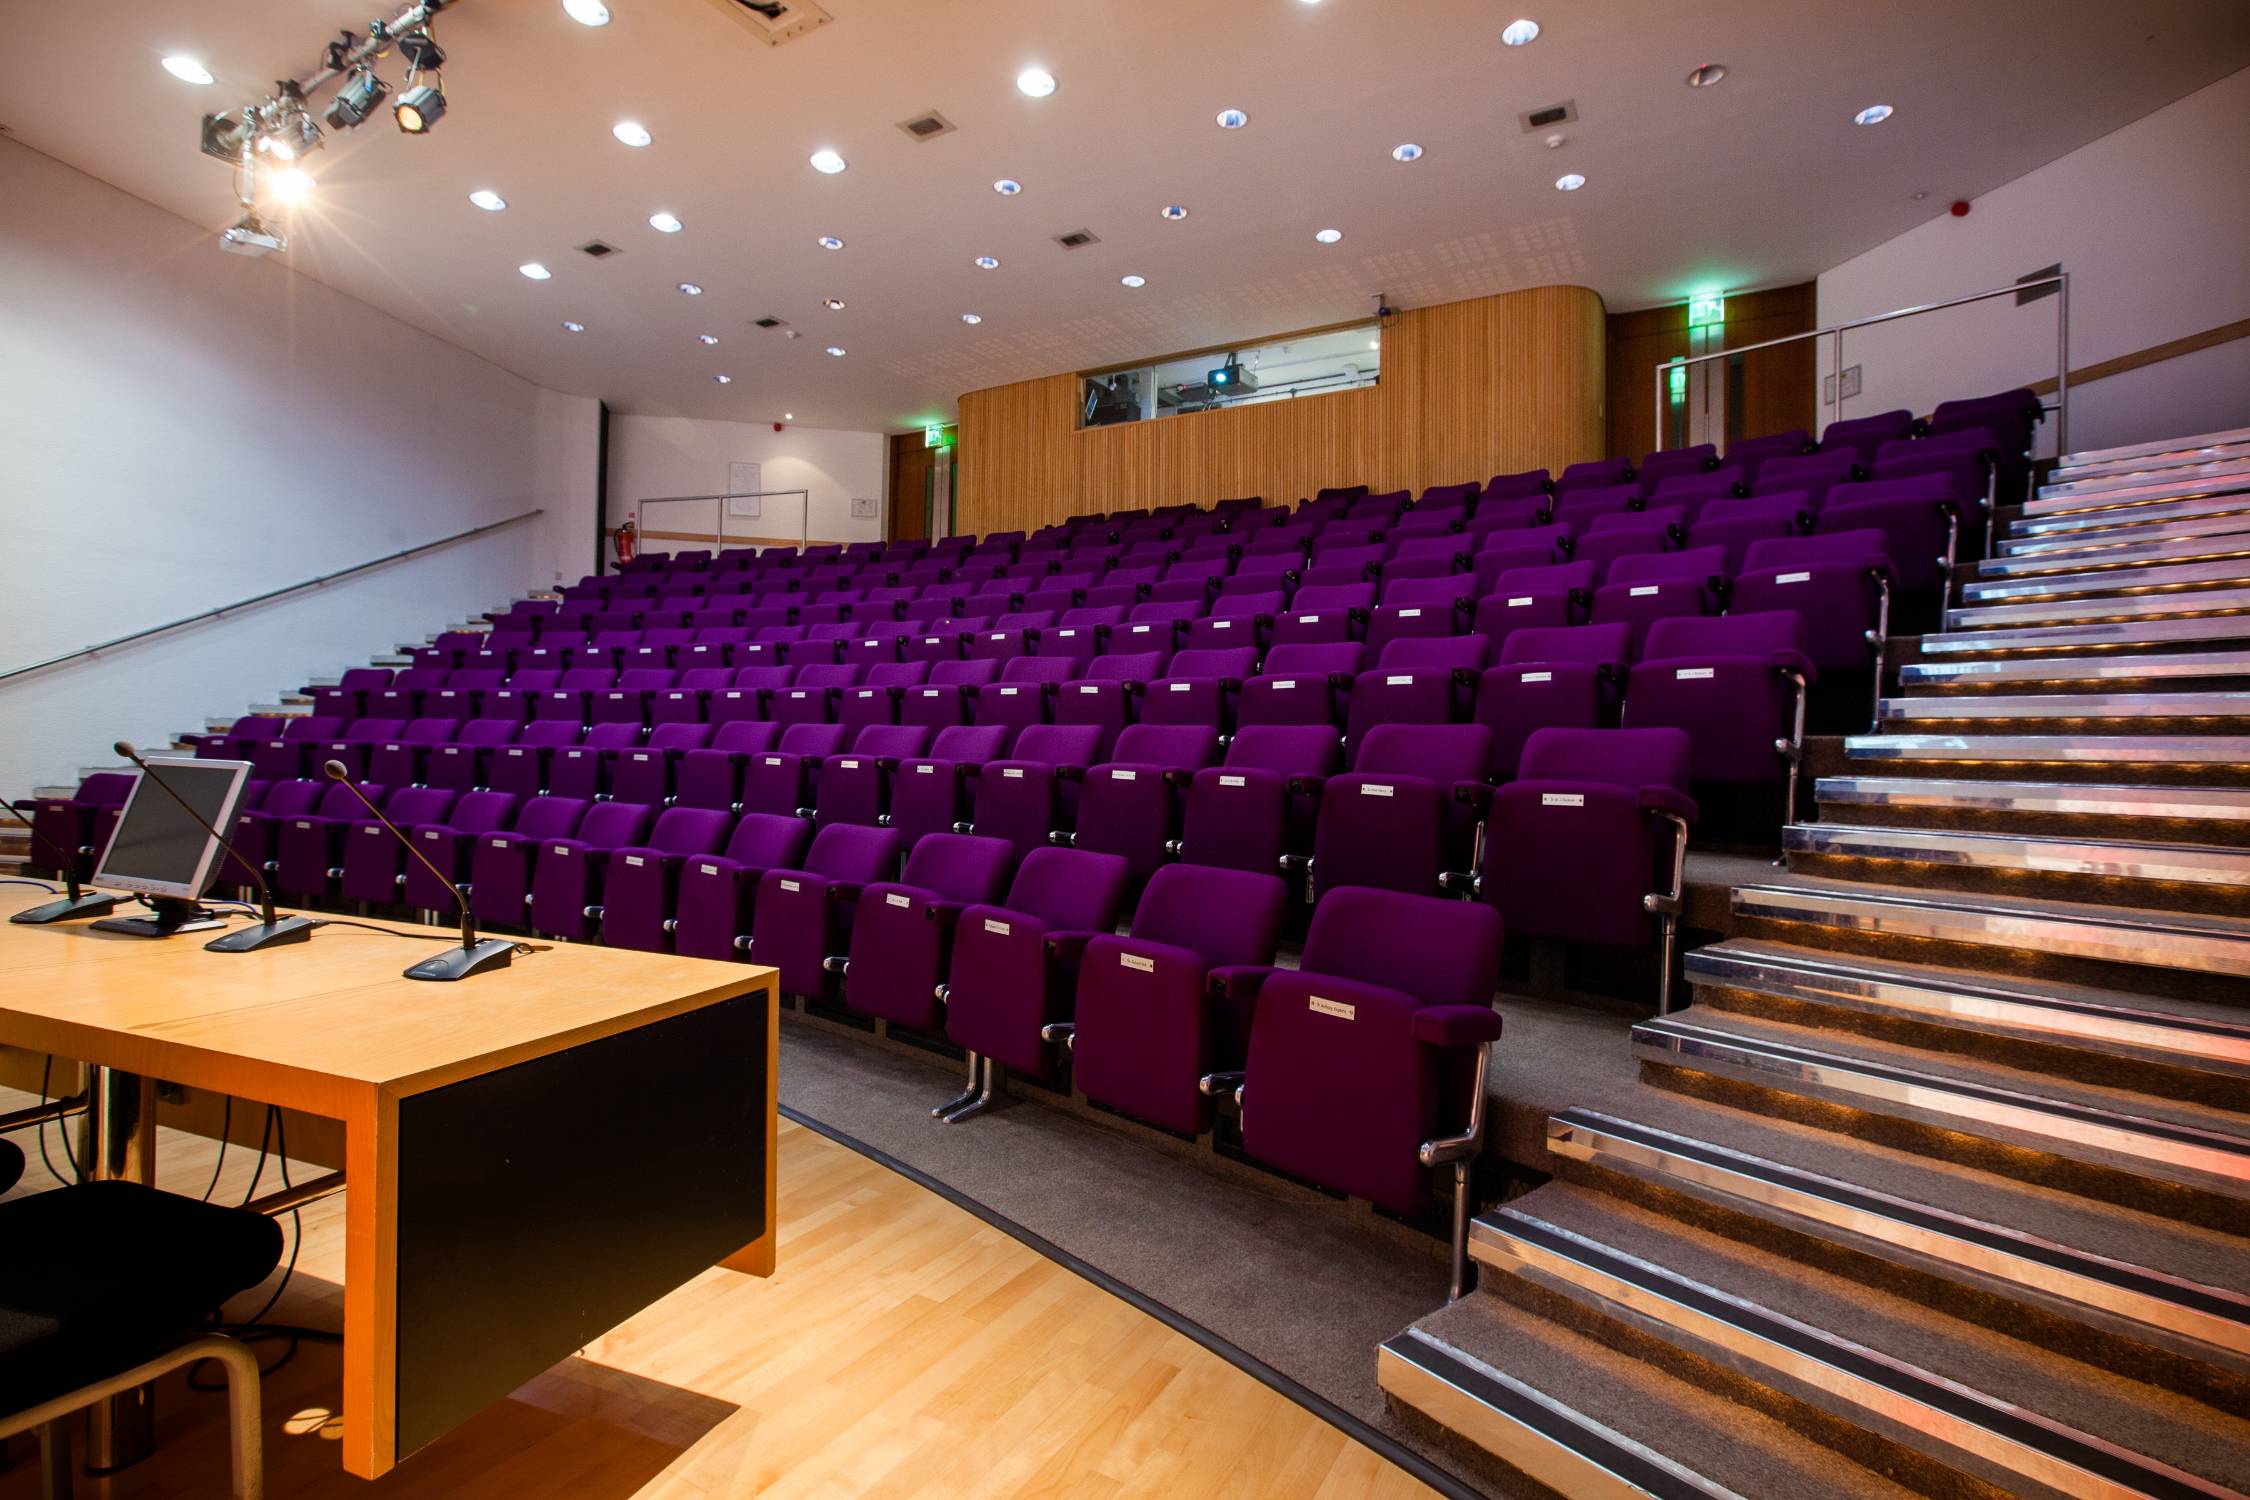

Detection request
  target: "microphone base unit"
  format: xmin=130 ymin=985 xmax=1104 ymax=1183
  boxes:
xmin=10 ymin=890 xmax=122 ymax=925
xmin=205 ymin=914 xmax=321 ymax=953
xmin=90 ymin=897 xmax=226 ymax=938
xmin=404 ymin=936 xmax=516 ymax=982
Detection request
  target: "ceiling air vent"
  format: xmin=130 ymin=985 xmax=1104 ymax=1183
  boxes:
xmin=753 ymin=316 xmax=786 ymax=329
xmin=701 ymin=0 xmax=832 ymax=47
xmin=1518 ymin=99 xmax=1578 ymax=132
xmin=896 ymin=110 xmax=956 ymax=142
xmin=578 ymin=240 xmax=621 ymax=258
xmin=1053 ymin=229 xmax=1100 ymax=250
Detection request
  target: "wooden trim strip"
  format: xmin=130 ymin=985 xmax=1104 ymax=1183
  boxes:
xmin=2029 ymin=317 xmax=2250 ymax=396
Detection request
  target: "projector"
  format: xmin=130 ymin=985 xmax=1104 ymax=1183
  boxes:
xmin=219 ymin=211 xmax=286 ymax=257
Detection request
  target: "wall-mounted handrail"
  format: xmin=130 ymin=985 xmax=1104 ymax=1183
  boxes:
xmin=636 ymin=490 xmax=814 ymax=551
xmin=1654 ymin=273 xmax=2070 ymax=454
xmin=0 ymin=508 xmax=543 ymax=685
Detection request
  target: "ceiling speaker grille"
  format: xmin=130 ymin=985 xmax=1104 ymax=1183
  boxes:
xmin=579 ymin=240 xmax=620 ymax=258
xmin=1053 ymin=229 xmax=1100 ymax=250
xmin=897 ymin=110 xmax=957 ymax=141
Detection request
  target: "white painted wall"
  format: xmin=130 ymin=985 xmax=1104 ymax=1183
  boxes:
xmin=0 ymin=137 xmax=600 ymax=794
xmin=605 ymin=414 xmax=887 ymax=557
xmin=1817 ymin=66 xmax=2250 ymax=458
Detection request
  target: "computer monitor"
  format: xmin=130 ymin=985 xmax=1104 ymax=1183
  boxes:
xmin=92 ymin=758 xmax=251 ymax=932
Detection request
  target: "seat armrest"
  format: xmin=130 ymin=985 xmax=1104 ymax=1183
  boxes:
xmin=1041 ymin=928 xmax=1104 ymax=964
xmin=1639 ymin=785 xmax=1699 ymax=821
xmin=1412 ymin=1004 xmax=1503 ymax=1049
xmin=1451 ymin=665 xmax=1482 ymax=688
xmin=1206 ymin=963 xmax=1277 ymax=1004
xmin=1451 ymin=781 xmax=1494 ymax=815
xmin=1768 ymin=647 xmax=1818 ymax=682
xmin=826 ymin=878 xmax=867 ymax=904
xmin=1289 ymin=773 xmax=1327 ymax=798
xmin=925 ymin=897 xmax=974 ymax=926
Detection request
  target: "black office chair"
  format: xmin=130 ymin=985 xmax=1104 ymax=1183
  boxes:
xmin=0 ymin=1176 xmax=281 ymax=1499
xmin=0 ymin=1137 xmax=22 ymax=1196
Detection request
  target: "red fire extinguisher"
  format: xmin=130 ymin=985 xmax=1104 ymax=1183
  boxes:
xmin=611 ymin=518 xmax=638 ymax=567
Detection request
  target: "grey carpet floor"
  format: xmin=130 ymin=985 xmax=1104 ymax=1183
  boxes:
xmin=775 ymin=1019 xmax=1490 ymax=1493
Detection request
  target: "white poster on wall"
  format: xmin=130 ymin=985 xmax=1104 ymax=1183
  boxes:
xmin=726 ymin=461 xmax=762 ymax=518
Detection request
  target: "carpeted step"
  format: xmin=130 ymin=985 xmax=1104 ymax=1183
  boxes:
xmin=1972 ymin=532 xmax=2250 ymax=585
xmin=1632 ymin=1006 xmax=2250 ymax=1231
xmin=1943 ymin=586 xmax=2250 ymax=635
xmin=1383 ymin=1292 xmax=1925 ymax=1500
xmin=1960 ymin=557 xmax=2250 ymax=606
xmin=1473 ymin=1183 xmax=2250 ymax=1499
xmin=2032 ymin=459 xmax=2250 ymax=504
xmin=2006 ymin=491 xmax=2250 ymax=544
xmin=1837 ymin=733 xmax=2250 ymax=788
xmin=1780 ymin=823 xmax=2250 ymax=918
xmin=1682 ymin=938 xmax=2250 ymax=1106
xmin=2056 ymin=426 xmax=2250 ymax=472
xmin=1917 ymin=614 xmax=2250 ymax=659
xmin=1810 ymin=776 xmax=2250 ymax=848
xmin=1541 ymin=1092 xmax=2249 ymax=1409
xmin=1877 ymin=690 xmax=2250 ymax=733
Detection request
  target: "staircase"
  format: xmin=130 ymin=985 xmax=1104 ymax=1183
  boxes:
xmin=1383 ymin=426 xmax=2250 ymax=1499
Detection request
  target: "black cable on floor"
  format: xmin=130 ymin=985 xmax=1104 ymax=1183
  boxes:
xmin=199 ymin=1095 xmax=233 ymax=1203
xmin=36 ymin=1054 xmax=81 ymax=1186
xmin=0 ymin=878 xmax=60 ymax=892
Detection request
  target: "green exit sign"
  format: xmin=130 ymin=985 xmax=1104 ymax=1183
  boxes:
xmin=1686 ymin=294 xmax=1726 ymax=329
xmin=924 ymin=423 xmax=956 ymax=448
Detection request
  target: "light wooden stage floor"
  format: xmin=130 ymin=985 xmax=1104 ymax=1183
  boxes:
xmin=0 ymin=1100 xmax=1433 ymax=1499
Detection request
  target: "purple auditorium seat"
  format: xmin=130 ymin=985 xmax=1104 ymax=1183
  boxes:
xmin=306 ymin=667 xmax=394 ymax=721
xmin=1055 ymin=652 xmax=1165 ymax=756
xmin=1069 ymin=724 xmax=1221 ymax=883
xmin=1342 ymin=636 xmax=1487 ymax=753
xmin=903 ymin=658 xmax=1001 ymax=731
xmin=1309 ymin=724 xmax=1490 ymax=898
xmin=669 ymin=814 xmax=817 ymax=960
xmin=1140 ymin=647 xmax=1258 ymax=731
xmin=937 ymin=845 xmax=1138 ymax=1112
xmin=1417 ymin=481 xmax=1482 ymax=511
xmin=402 ymin=790 xmax=515 ymax=911
xmin=535 ymin=667 xmax=618 ymax=724
xmin=1633 ymin=443 xmax=1717 ymax=500
xmin=479 ymin=669 xmax=558 ymax=723
xmin=273 ymin=781 xmax=388 ymax=899
xmin=1589 ymin=545 xmax=1729 ymax=653
xmin=814 ymin=724 xmax=934 ymax=828
xmin=468 ymin=795 xmax=589 ymax=928
xmin=1219 ymin=887 xmax=1502 ymax=1291
xmin=1063 ymin=862 xmax=1290 ymax=1133
xmin=1752 ymin=450 xmax=1859 ymax=509
xmin=740 ymin=722 xmax=849 ymax=818
xmin=1733 ymin=530 xmax=1896 ymax=715
xmin=30 ymin=773 xmax=135 ymax=879
xmin=1482 ymin=469 xmax=1553 ymax=505
xmin=1296 ymin=543 xmax=1387 ymax=591
xmin=837 ymin=662 xmax=929 ymax=734
xmin=592 ymin=806 xmax=738 ymax=952
xmin=1644 ymin=468 xmax=1748 ymax=522
xmin=1726 ymin=429 xmax=1812 ymax=481
xmin=973 ymin=661 xmax=1059 ymax=738
xmin=546 ymin=722 xmax=643 ymax=801
xmin=1549 ymin=483 xmax=1640 ymax=533
xmin=887 ymin=725 xmax=1010 ymax=850
xmin=214 ymin=781 xmax=307 ymax=888
xmin=184 ymin=715 xmax=281 ymax=760
xmin=608 ymin=722 xmax=713 ymax=807
xmin=1820 ymin=473 xmax=1960 ymax=595
xmin=1477 ymin=727 xmax=1697 ymax=1010
xmin=417 ymin=719 xmax=512 ymax=792
xmin=1553 ymin=458 xmax=1634 ymax=499
xmin=651 ymin=667 xmax=730 ymax=725
xmin=1271 ymin=583 xmax=1374 ymax=648
xmin=247 ymin=716 xmax=343 ymax=783
xmin=768 ymin=664 xmax=860 ymax=728
xmin=1872 ymin=434 xmax=1995 ymax=531
xmin=1684 ymin=494 xmax=1811 ymax=573
xmin=527 ymin=801 xmax=656 ymax=939
xmin=747 ymin=824 xmax=906 ymax=995
xmin=1107 ymin=612 xmax=1188 ymax=666
xmin=1473 ymin=623 xmax=1631 ymax=782
xmin=1311 ymin=485 xmax=1370 ymax=506
xmin=1471 ymin=561 xmax=1595 ymax=649
xmin=969 ymin=724 xmax=1104 ymax=859
xmin=1622 ymin=611 xmax=1815 ymax=830
xmin=1819 ymin=408 xmax=1916 ymax=467
xmin=365 ymin=718 xmax=459 ymax=789
xmin=587 ymin=668 xmax=674 ymax=726
xmin=839 ymin=834 xmax=1018 ymax=1030
xmin=708 ymin=666 xmax=791 ymax=727
xmin=338 ymin=786 xmax=457 ymax=905
xmin=486 ymin=720 xmax=579 ymax=800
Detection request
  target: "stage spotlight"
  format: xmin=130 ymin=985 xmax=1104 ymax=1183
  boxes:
xmin=325 ymin=67 xmax=391 ymax=130
xmin=199 ymin=110 xmax=254 ymax=163
xmin=219 ymin=208 xmax=287 ymax=257
xmin=398 ymin=30 xmax=447 ymax=72
xmin=395 ymin=83 xmax=446 ymax=133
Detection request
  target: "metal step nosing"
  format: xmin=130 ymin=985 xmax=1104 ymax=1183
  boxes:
xmin=1546 ymin=1108 xmax=2250 ymax=1358
xmin=2059 ymin=427 xmax=2250 ymax=469
xmin=1632 ymin=1020 xmax=2250 ymax=1195
xmin=1473 ymin=1210 xmax=2234 ymax=1500
xmin=1843 ymin=733 xmax=2250 ymax=765
xmin=2011 ymin=496 xmax=2250 ymax=539
xmin=2051 ymin=445 xmax=2250 ymax=486
xmin=1944 ymin=588 xmax=2250 ymax=630
xmin=2029 ymin=471 xmax=2250 ymax=514
xmin=1811 ymin=776 xmax=2250 ymax=822
xmin=1899 ymin=652 xmax=2250 ymax=686
xmin=1683 ymin=944 xmax=2250 ymax=1066
xmin=1783 ymin=823 xmax=2250 ymax=887
xmin=1377 ymin=1332 xmax=1747 ymax=1500
xmin=1919 ymin=618 xmax=2250 ymax=654
xmin=2000 ymin=517 xmax=2250 ymax=558
xmin=1879 ymin=691 xmax=2250 ymax=720
xmin=1962 ymin=560 xmax=2250 ymax=602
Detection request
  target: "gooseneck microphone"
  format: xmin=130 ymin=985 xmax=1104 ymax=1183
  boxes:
xmin=322 ymin=759 xmax=514 ymax=981
xmin=2 ymin=798 xmax=120 ymax=925
xmin=114 ymin=742 xmax=319 ymax=953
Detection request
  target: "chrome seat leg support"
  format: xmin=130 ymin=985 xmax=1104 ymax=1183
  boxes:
xmin=932 ymin=1050 xmax=982 ymax=1119
xmin=940 ymin=1059 xmax=1001 ymax=1124
xmin=1772 ymin=668 xmax=1809 ymax=866
xmin=1643 ymin=811 xmax=1689 ymax=1015
xmin=1417 ymin=1046 xmax=1492 ymax=1303
xmin=1866 ymin=571 xmax=1892 ymax=733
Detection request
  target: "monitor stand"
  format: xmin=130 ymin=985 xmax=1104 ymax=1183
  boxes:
xmin=90 ymin=897 xmax=227 ymax=938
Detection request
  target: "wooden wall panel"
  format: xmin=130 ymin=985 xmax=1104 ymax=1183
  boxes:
xmin=955 ymin=285 xmax=1604 ymax=537
xmin=1605 ymin=282 xmax=1817 ymax=460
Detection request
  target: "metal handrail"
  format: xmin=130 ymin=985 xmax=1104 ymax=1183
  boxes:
xmin=637 ymin=490 xmax=814 ymax=551
xmin=0 ymin=508 xmax=544 ymax=685
xmin=1655 ymin=272 xmax=2070 ymax=453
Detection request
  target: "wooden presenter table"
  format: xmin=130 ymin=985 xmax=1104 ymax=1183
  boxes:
xmin=0 ymin=886 xmax=778 ymax=1480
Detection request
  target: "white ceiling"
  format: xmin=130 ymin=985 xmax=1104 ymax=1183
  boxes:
xmin=4 ymin=0 xmax=2246 ymax=434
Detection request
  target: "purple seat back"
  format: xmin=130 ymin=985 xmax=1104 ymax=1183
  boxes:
xmin=1300 ymin=887 xmax=1502 ymax=1010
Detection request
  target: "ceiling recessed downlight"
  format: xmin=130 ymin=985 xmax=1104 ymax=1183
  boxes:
xmin=825 ymin=346 xmax=847 ymax=357
xmin=823 ymin=297 xmax=845 ymax=310
xmin=678 ymin=281 xmax=703 ymax=295
xmin=468 ymin=188 xmax=507 ymax=211
xmin=1215 ymin=108 xmax=1249 ymax=130
xmin=161 ymin=56 xmax=214 ymax=85
xmin=974 ymin=255 xmax=1000 ymax=270
xmin=1500 ymin=18 xmax=1541 ymax=46
xmin=697 ymin=333 xmax=719 ymax=345
xmin=1686 ymin=63 xmax=1727 ymax=87
xmin=714 ymin=374 xmax=731 ymax=383
xmin=961 ymin=313 xmax=983 ymax=324
xmin=648 ymin=211 xmax=683 ymax=233
xmin=519 ymin=262 xmax=552 ymax=280
xmin=1314 ymin=228 xmax=1342 ymax=244
xmin=562 ymin=320 xmax=585 ymax=332
xmin=784 ymin=412 xmax=794 ymax=420
xmin=817 ymin=235 xmax=845 ymax=250
xmin=1555 ymin=172 xmax=1586 ymax=191
xmin=1016 ymin=68 xmax=1057 ymax=98
xmin=1391 ymin=143 xmax=1423 ymax=163
xmin=562 ymin=0 xmax=610 ymax=24
xmin=1854 ymin=103 xmax=1894 ymax=126
xmin=809 ymin=148 xmax=847 ymax=174
xmin=993 ymin=178 xmax=1023 ymax=195
xmin=611 ymin=120 xmax=652 ymax=147
xmin=1161 ymin=204 xmax=1189 ymax=220
xmin=1120 ymin=274 xmax=1146 ymax=288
